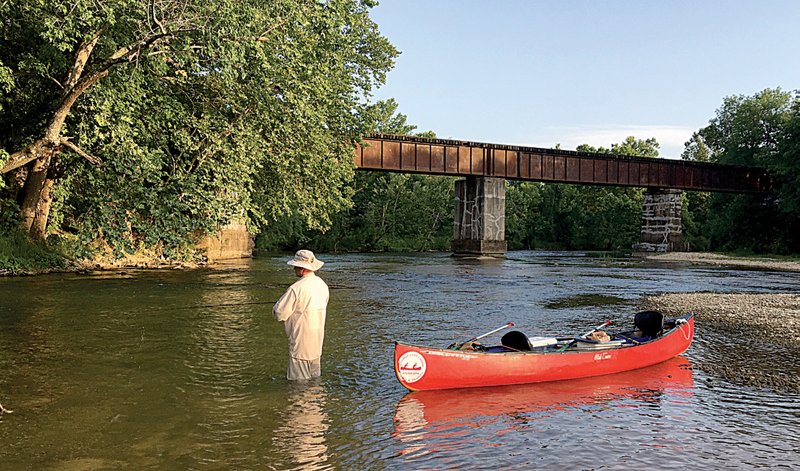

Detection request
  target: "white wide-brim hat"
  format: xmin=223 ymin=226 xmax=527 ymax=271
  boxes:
xmin=287 ymin=249 xmax=324 ymax=271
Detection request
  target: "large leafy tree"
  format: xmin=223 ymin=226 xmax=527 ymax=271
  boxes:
xmin=680 ymin=133 xmax=713 ymax=250
xmin=775 ymin=94 xmax=800 ymax=218
xmin=685 ymin=89 xmax=799 ymax=253
xmin=0 ymin=1 xmax=397 ymax=256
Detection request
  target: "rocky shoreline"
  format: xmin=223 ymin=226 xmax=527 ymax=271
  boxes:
xmin=641 ymin=292 xmax=800 ymax=393
xmin=643 ymin=251 xmax=800 ymax=272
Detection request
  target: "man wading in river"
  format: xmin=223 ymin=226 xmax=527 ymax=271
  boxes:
xmin=273 ymin=250 xmax=330 ymax=381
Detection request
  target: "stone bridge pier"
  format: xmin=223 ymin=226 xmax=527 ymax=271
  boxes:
xmin=632 ymin=188 xmax=687 ymax=252
xmin=452 ymin=176 xmax=507 ymax=256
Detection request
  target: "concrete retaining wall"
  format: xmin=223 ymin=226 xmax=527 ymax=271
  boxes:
xmin=198 ymin=219 xmax=254 ymax=262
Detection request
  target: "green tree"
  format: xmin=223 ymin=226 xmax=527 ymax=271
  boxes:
xmin=681 ymin=132 xmax=713 ymax=162
xmin=571 ymin=139 xmax=656 ymax=250
xmin=773 ymin=92 xmax=800 ymax=235
xmin=692 ymin=89 xmax=797 ymax=253
xmin=701 ymin=89 xmax=792 ymax=166
xmin=505 ymin=181 xmax=542 ymax=249
xmin=680 ymin=133 xmax=713 ymax=250
xmin=1 ymin=1 xmax=397 ymax=258
xmin=680 ymin=191 xmax=711 ymax=251
xmin=314 ymin=102 xmax=451 ymax=252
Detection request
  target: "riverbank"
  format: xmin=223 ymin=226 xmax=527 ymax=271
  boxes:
xmin=641 ymin=292 xmax=800 ymax=392
xmin=0 ymin=232 xmax=207 ymax=276
xmin=0 ymin=256 xmax=202 ymax=277
xmin=643 ymin=251 xmax=800 ymax=272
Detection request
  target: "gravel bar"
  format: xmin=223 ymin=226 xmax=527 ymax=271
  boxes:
xmin=641 ymin=292 xmax=800 ymax=393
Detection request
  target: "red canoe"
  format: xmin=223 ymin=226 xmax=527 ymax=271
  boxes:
xmin=394 ymin=313 xmax=694 ymax=391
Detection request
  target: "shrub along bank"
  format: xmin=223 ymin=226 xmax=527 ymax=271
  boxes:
xmin=0 ymin=232 xmax=67 ymax=275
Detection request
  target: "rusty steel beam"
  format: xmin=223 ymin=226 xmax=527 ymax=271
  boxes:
xmin=354 ymin=134 xmax=774 ymax=194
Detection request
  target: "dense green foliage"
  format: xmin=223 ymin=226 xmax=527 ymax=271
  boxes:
xmin=505 ymin=137 xmax=656 ymax=251
xmin=1 ymin=0 xmax=397 ymax=259
xmin=682 ymin=89 xmax=800 ymax=253
xmin=0 ymin=231 xmax=67 ymax=273
xmin=257 ymin=98 xmax=454 ymax=252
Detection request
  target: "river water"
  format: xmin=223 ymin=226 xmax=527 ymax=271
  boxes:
xmin=1 ymin=251 xmax=798 ymax=470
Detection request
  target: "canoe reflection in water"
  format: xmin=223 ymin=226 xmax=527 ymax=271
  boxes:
xmin=272 ymin=383 xmax=330 ymax=468
xmin=393 ymin=357 xmax=693 ymax=460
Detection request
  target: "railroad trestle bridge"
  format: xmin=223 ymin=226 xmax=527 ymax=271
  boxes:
xmin=354 ymin=134 xmax=774 ymax=255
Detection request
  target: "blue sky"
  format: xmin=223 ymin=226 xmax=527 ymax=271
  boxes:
xmin=370 ymin=0 xmax=799 ymax=158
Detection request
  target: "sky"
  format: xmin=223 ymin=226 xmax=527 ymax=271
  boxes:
xmin=369 ymin=0 xmax=800 ymax=158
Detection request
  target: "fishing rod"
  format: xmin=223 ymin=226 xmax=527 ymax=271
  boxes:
xmin=449 ymin=322 xmax=515 ymax=350
xmin=556 ymin=320 xmax=613 ymax=352
xmin=579 ymin=320 xmax=612 ymax=339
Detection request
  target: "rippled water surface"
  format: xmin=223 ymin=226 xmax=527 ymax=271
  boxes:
xmin=1 ymin=251 xmax=799 ymax=469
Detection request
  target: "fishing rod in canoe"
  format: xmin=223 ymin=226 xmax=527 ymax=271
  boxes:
xmin=556 ymin=320 xmax=613 ymax=352
xmin=448 ymin=322 xmax=515 ymax=350
xmin=579 ymin=320 xmax=613 ymax=338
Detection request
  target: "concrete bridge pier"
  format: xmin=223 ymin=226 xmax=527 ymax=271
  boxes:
xmin=633 ymin=188 xmax=687 ymax=252
xmin=452 ymin=176 xmax=507 ymax=257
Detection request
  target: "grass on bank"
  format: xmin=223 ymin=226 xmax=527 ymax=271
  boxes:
xmin=0 ymin=231 xmax=68 ymax=274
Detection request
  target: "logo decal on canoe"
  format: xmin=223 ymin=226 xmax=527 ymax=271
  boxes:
xmin=397 ymin=352 xmax=427 ymax=383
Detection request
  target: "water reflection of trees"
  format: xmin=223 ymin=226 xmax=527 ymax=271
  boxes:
xmin=272 ymin=382 xmax=331 ymax=470
xmin=184 ymin=267 xmax=266 ymax=467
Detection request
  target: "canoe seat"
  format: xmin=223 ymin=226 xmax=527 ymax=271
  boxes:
xmin=501 ymin=330 xmax=532 ymax=351
xmin=634 ymin=310 xmax=664 ymax=338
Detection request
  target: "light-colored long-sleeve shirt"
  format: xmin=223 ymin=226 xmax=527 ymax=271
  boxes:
xmin=273 ymin=273 xmax=330 ymax=361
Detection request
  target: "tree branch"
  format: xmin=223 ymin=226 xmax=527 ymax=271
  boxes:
xmin=65 ymin=29 xmax=103 ymax=91
xmin=2 ymin=20 xmax=196 ymax=174
xmin=255 ymin=17 xmax=288 ymax=42
xmin=153 ymin=0 xmax=168 ymax=35
xmin=60 ymin=138 xmax=102 ymax=166
xmin=0 ymin=136 xmax=103 ymax=174
xmin=1 ymin=142 xmax=46 ymax=174
xmin=48 ymin=75 xmax=65 ymax=90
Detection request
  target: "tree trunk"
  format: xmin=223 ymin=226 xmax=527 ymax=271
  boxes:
xmin=19 ymin=154 xmax=55 ymax=240
xmin=30 ymin=173 xmax=55 ymax=240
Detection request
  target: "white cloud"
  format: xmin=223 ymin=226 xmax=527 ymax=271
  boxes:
xmin=518 ymin=125 xmax=698 ymax=160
